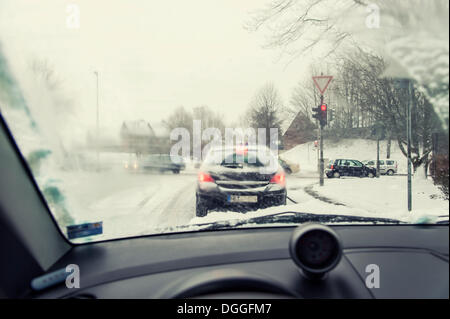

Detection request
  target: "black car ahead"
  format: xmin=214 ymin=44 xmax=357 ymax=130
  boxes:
xmin=196 ymin=146 xmax=287 ymax=217
xmin=326 ymin=159 xmax=376 ymax=178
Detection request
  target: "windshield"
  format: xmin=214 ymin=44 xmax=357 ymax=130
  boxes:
xmin=0 ymin=0 xmax=448 ymax=243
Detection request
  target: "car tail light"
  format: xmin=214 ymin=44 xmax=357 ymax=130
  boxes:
xmin=270 ymin=172 xmax=286 ymax=186
xmin=236 ymin=145 xmax=248 ymax=155
xmin=330 ymin=164 xmax=334 ymax=170
xmin=198 ymin=172 xmax=214 ymax=183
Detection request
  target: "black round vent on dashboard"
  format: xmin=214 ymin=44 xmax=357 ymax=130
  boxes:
xmin=289 ymin=223 xmax=342 ymax=279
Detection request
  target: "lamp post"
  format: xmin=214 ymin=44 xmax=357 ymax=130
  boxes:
xmin=94 ymin=71 xmax=99 ymax=170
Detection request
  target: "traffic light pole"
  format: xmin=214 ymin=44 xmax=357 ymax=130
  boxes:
xmin=312 ymin=75 xmax=332 ymax=187
xmin=319 ymin=95 xmax=324 ymax=186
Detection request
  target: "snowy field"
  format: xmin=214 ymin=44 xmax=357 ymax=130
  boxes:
xmin=310 ymin=175 xmax=448 ymax=221
xmin=280 ymin=138 xmax=408 ymax=174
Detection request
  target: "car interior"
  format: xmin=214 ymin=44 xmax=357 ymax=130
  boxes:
xmin=0 ymin=0 xmax=449 ymax=303
xmin=1 ymin=115 xmax=448 ymax=299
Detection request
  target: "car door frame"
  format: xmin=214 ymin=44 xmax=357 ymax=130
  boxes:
xmin=340 ymin=159 xmax=352 ymax=176
xmin=378 ymin=160 xmax=386 ymax=174
xmin=351 ymin=160 xmax=364 ymax=177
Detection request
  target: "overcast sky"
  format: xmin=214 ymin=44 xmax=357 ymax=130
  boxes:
xmin=0 ymin=0 xmax=321 ymax=130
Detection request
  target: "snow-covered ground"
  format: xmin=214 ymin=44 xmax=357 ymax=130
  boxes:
xmin=1 ymin=102 xmax=448 ymax=242
xmin=310 ymin=175 xmax=448 ymax=222
xmin=280 ymin=138 xmax=407 ymax=174
xmin=191 ymin=174 xmax=448 ymax=227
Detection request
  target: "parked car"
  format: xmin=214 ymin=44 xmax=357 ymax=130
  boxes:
xmin=196 ymin=145 xmax=287 ymax=217
xmin=362 ymin=159 xmax=398 ymax=175
xmin=326 ymin=159 xmax=376 ymax=178
xmin=126 ymin=154 xmax=186 ymax=174
xmin=278 ymin=158 xmax=300 ymax=174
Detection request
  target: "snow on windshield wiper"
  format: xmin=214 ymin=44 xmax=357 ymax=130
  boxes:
xmin=435 ymin=215 xmax=449 ymax=225
xmin=187 ymin=211 xmax=404 ymax=232
xmin=150 ymin=212 xmax=442 ymax=236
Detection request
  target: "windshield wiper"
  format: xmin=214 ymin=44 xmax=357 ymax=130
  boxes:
xmin=189 ymin=211 xmax=404 ymax=232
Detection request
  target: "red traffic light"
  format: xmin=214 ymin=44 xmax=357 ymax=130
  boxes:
xmin=321 ymin=104 xmax=327 ymax=111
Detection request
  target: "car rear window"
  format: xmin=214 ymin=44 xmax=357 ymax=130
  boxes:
xmin=205 ymin=150 xmax=271 ymax=167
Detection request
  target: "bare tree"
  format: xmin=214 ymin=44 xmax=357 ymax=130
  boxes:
xmin=163 ymin=105 xmax=226 ymax=157
xmin=30 ymin=59 xmax=62 ymax=90
xmin=193 ymin=105 xmax=225 ymax=133
xmin=289 ymin=77 xmax=316 ymax=120
xmin=162 ymin=106 xmax=194 ymax=133
xmin=331 ymin=49 xmax=444 ymax=173
xmin=247 ymin=0 xmax=449 ymax=128
xmin=246 ymin=83 xmax=285 ymax=146
xmin=379 ymin=0 xmax=449 ymax=129
xmin=246 ymin=0 xmax=364 ymax=62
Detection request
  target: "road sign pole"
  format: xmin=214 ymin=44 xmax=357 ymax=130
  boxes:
xmin=314 ymin=86 xmax=319 ymax=173
xmin=407 ymin=80 xmax=412 ymax=211
xmin=316 ymin=129 xmax=320 ymax=173
xmin=94 ymin=71 xmax=100 ymax=171
xmin=319 ymin=94 xmax=324 ymax=186
xmin=312 ymin=75 xmax=332 ymax=187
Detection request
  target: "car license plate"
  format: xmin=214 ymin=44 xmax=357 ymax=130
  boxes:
xmin=228 ymin=195 xmax=258 ymax=203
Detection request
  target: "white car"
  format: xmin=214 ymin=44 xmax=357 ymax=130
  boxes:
xmin=363 ymin=159 xmax=398 ymax=175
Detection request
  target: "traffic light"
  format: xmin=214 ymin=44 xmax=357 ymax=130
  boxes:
xmin=328 ymin=108 xmax=335 ymax=122
xmin=312 ymin=107 xmax=320 ymax=121
xmin=319 ymin=103 xmax=327 ymax=126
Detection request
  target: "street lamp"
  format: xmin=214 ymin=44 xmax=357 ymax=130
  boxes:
xmin=94 ymin=71 xmax=99 ymax=170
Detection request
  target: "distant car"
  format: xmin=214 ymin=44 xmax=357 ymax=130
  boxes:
xmin=126 ymin=154 xmax=186 ymax=174
xmin=278 ymin=158 xmax=300 ymax=174
xmin=326 ymin=159 xmax=376 ymax=178
xmin=362 ymin=159 xmax=398 ymax=176
xmin=196 ymin=145 xmax=287 ymax=217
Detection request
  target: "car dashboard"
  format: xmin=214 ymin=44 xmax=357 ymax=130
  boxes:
xmin=31 ymin=225 xmax=448 ymax=299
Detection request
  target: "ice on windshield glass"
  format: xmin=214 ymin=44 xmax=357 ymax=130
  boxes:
xmin=0 ymin=0 xmax=448 ymax=242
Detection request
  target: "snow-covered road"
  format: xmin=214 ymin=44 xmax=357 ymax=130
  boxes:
xmin=64 ymin=170 xmax=197 ymax=241
xmin=58 ymin=167 xmax=448 ymax=243
xmin=62 ymin=169 xmax=319 ymax=241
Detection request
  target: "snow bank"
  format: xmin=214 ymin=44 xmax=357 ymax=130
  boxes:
xmin=311 ymin=176 xmax=448 ymax=222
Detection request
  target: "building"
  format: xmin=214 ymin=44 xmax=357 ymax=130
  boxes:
xmin=120 ymin=120 xmax=154 ymax=153
xmin=282 ymin=112 xmax=316 ymax=150
xmin=120 ymin=120 xmax=170 ymax=154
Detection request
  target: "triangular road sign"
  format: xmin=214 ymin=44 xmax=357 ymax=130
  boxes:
xmin=312 ymin=76 xmax=333 ymax=95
